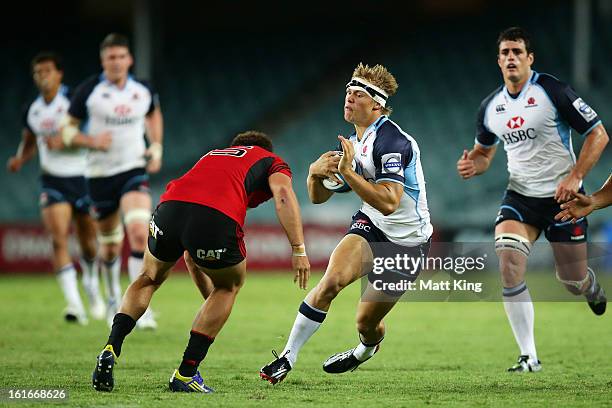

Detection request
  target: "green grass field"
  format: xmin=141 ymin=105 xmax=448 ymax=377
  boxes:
xmin=1 ymin=272 xmax=611 ymax=407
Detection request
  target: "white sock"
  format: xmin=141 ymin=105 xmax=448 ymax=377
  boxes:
xmin=56 ymin=264 xmax=85 ymax=314
xmin=128 ymin=252 xmax=144 ymax=282
xmin=503 ymin=282 xmax=537 ymax=362
xmin=281 ymin=301 xmax=327 ymax=367
xmin=80 ymin=257 xmax=101 ymax=303
xmin=101 ymin=257 xmax=122 ymax=304
xmin=353 ymin=336 xmax=383 ymax=362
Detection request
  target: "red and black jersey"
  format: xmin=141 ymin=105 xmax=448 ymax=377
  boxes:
xmin=160 ymin=146 xmax=291 ymax=226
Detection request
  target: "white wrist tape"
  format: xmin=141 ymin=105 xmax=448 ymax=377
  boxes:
xmin=61 ymin=125 xmax=79 ymax=147
xmin=148 ymin=142 xmax=163 ymax=161
xmin=292 ymin=244 xmax=307 ymax=257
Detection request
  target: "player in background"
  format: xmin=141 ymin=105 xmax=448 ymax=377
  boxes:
xmin=55 ymin=33 xmax=163 ymax=329
xmin=260 ymin=63 xmax=433 ymax=384
xmin=457 ymin=27 xmax=609 ymax=372
xmin=555 ymin=174 xmax=611 ymax=222
xmin=91 ymin=131 xmax=310 ymax=393
xmin=7 ymin=52 xmax=110 ymax=324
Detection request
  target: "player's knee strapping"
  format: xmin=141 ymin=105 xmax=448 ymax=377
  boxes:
xmin=495 ymin=233 xmax=531 ymax=258
xmin=123 ymin=209 xmax=151 ymax=225
xmin=99 ymin=225 xmax=125 ymax=245
xmin=555 ymin=267 xmax=593 ymax=291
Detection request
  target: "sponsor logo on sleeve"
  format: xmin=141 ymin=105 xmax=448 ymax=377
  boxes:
xmin=572 ymin=98 xmax=597 ymax=122
xmin=382 ymin=153 xmax=402 ymax=174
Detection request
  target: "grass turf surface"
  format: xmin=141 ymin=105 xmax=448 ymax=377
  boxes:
xmin=0 ymin=272 xmax=610 ymax=407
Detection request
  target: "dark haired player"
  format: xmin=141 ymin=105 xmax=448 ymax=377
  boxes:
xmin=7 ymin=52 xmax=109 ymax=324
xmin=92 ymin=131 xmax=310 ymax=393
xmin=457 ymin=27 xmax=609 ymax=372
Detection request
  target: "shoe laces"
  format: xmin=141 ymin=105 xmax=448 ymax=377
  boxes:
xmin=272 ymin=349 xmax=290 ymax=360
xmin=192 ymin=372 xmax=203 ymax=384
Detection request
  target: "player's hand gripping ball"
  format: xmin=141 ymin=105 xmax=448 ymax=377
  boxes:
xmin=322 ymin=151 xmax=363 ymax=193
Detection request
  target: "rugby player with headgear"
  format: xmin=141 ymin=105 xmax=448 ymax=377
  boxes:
xmin=260 ymin=63 xmax=433 ymax=384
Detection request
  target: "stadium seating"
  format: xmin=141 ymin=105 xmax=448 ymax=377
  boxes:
xmin=1 ymin=6 xmax=610 ymax=230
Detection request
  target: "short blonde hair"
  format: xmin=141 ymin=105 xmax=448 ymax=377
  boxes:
xmin=352 ymin=63 xmax=398 ymax=116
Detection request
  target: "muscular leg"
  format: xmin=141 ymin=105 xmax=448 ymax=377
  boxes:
xmin=185 ymin=251 xmax=214 ymax=300
xmin=97 ymin=211 xmax=124 ymax=321
xmin=42 ymin=203 xmax=73 ymax=271
xmin=307 ymin=234 xmax=371 ymax=310
xmin=118 ymin=249 xmax=174 ymax=319
xmin=42 ymin=203 xmax=87 ymax=322
xmin=74 ymin=212 xmax=104 ymax=318
xmin=120 ymin=191 xmax=156 ymax=328
xmin=105 ymin=248 xmax=175 ymax=357
xmin=74 ymin=212 xmax=97 ymax=260
xmin=551 ymin=242 xmax=605 ymax=314
xmin=280 ymin=234 xmax=370 ymax=366
xmin=551 ymin=242 xmax=589 ymax=295
xmin=177 ymin=259 xmax=246 ymax=377
xmin=496 ymin=220 xmax=540 ymax=365
xmin=120 ymin=191 xmax=151 ymax=277
xmin=351 ymin=298 xmax=396 ymax=361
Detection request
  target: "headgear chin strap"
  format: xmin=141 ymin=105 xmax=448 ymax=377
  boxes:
xmin=346 ymin=77 xmax=388 ymax=107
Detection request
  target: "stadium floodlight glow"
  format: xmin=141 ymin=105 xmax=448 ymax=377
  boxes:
xmin=346 ymin=77 xmax=388 ymax=107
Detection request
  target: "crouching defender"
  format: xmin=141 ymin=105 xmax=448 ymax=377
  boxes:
xmin=92 ymin=131 xmax=310 ymax=393
xmin=260 ymin=63 xmax=433 ymax=384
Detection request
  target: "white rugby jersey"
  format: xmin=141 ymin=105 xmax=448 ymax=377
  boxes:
xmin=68 ymin=74 xmax=159 ymax=178
xmin=347 ymin=116 xmax=433 ymax=246
xmin=476 ymin=71 xmax=601 ymax=197
xmin=23 ymin=85 xmax=87 ymax=177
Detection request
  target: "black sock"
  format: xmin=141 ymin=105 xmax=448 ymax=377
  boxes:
xmin=178 ymin=330 xmax=215 ymax=377
xmin=106 ymin=313 xmax=136 ymax=357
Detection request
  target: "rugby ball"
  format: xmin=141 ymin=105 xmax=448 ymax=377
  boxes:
xmin=322 ymin=155 xmax=362 ymax=193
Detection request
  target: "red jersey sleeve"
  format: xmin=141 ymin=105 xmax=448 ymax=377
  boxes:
xmin=269 ymin=156 xmax=292 ymax=178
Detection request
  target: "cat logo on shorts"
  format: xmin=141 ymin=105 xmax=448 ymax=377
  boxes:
xmin=149 ymin=218 xmax=164 ymax=239
xmin=197 ymin=248 xmax=227 ymax=261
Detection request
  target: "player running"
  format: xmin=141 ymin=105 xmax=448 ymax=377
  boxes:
xmin=91 ymin=131 xmax=310 ymax=393
xmin=57 ymin=33 xmax=164 ymax=329
xmin=260 ymin=63 xmax=432 ymax=384
xmin=7 ymin=52 xmax=109 ymax=324
xmin=457 ymin=27 xmax=609 ymax=373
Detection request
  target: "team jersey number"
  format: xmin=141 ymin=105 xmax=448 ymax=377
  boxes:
xmin=206 ymin=146 xmax=254 ymax=158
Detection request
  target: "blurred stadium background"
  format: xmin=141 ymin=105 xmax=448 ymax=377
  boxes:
xmin=1 ymin=0 xmax=610 ymax=272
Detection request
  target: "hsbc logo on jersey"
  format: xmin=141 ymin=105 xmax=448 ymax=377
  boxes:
xmin=506 ymin=116 xmax=524 ymax=129
xmin=501 ymin=128 xmax=537 ymax=144
xmin=106 ymin=104 xmax=137 ymax=125
xmin=114 ymin=105 xmax=132 ymax=116
xmin=40 ymin=119 xmax=56 ymax=133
